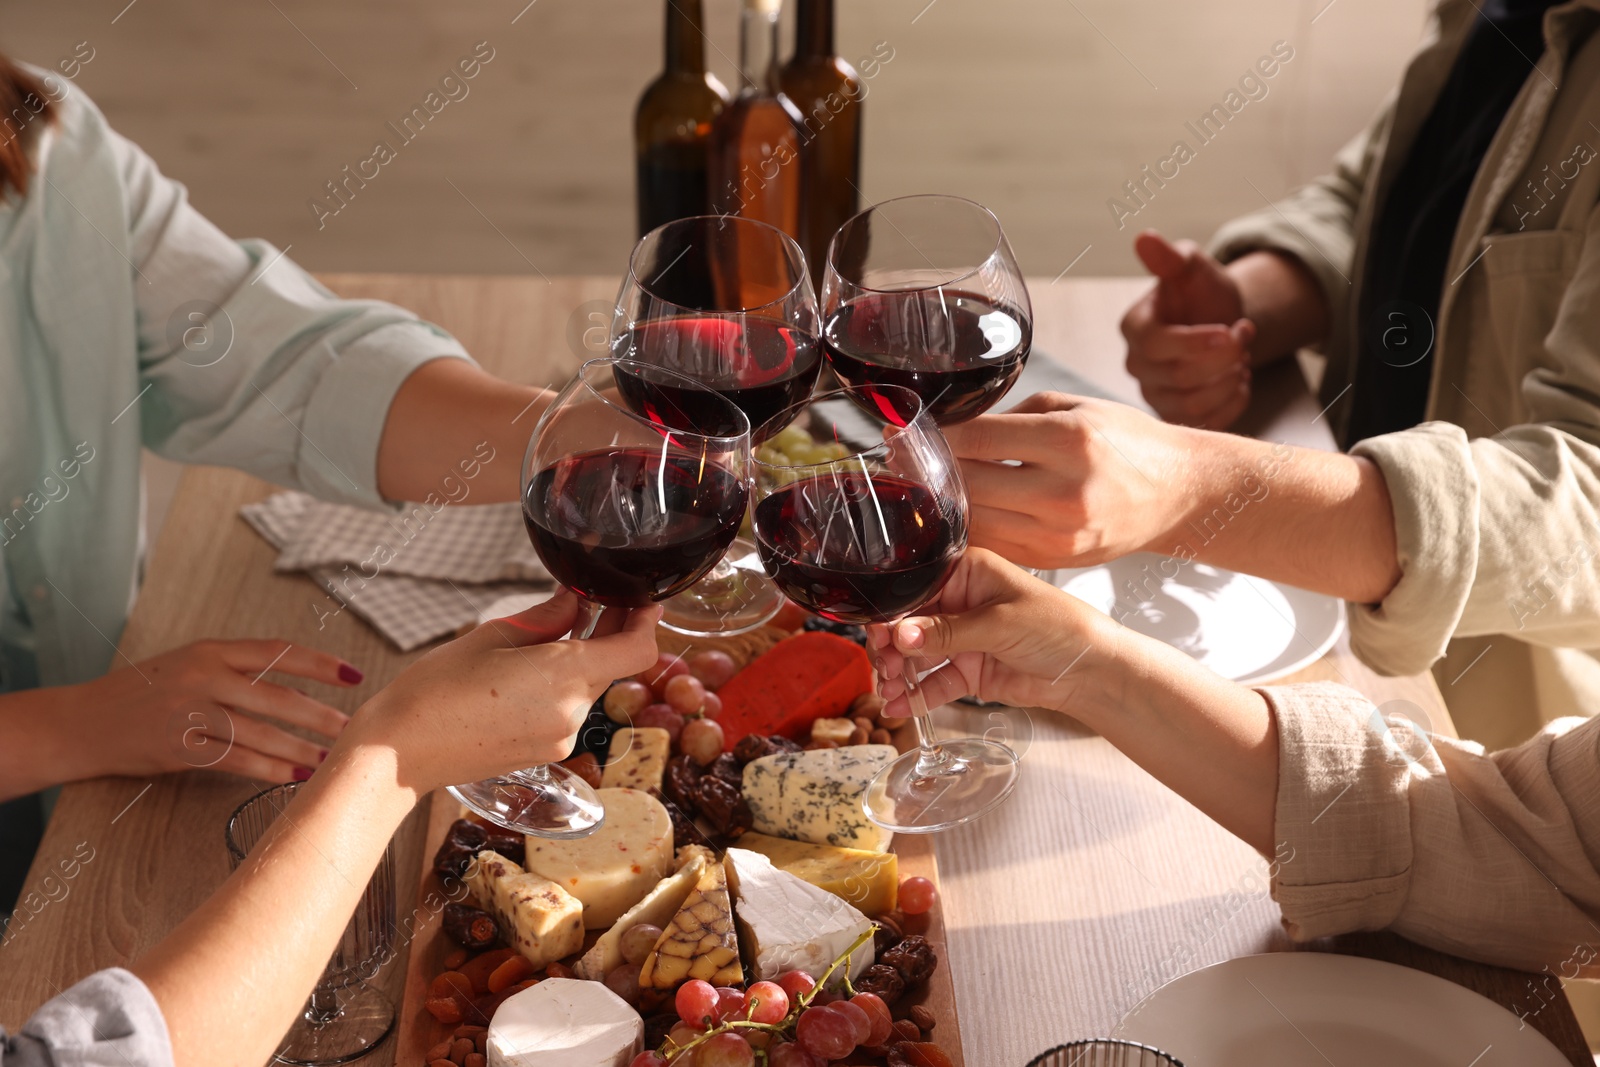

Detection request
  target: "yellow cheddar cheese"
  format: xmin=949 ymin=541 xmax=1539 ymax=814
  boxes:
xmin=523 ymin=788 xmax=674 ymax=930
xmin=735 ymin=832 xmax=899 ymax=917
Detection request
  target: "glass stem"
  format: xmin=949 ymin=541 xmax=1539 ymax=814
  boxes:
xmin=898 ymin=657 xmax=953 ymax=777
xmin=571 ymin=597 xmax=604 ymax=640
xmin=305 ymin=987 xmax=342 ymax=1027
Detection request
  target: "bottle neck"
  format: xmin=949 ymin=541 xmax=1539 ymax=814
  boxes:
xmin=738 ymin=3 xmax=782 ymax=93
xmin=665 ymin=0 xmax=707 ymax=73
xmin=793 ymin=0 xmax=835 ymax=59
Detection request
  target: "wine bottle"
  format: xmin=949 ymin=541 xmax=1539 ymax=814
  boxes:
xmin=635 ymin=0 xmax=730 ymax=237
xmin=708 ymin=0 xmax=805 ymax=241
xmin=780 ymin=0 xmax=861 ymax=287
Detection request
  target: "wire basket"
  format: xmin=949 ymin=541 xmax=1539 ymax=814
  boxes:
xmin=1026 ymin=1039 xmax=1184 ymax=1067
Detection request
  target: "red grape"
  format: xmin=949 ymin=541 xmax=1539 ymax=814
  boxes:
xmin=850 ymin=992 xmax=893 ymax=1046
xmin=696 ymin=1032 xmax=755 ymax=1067
xmin=629 ymin=1053 xmax=668 ymax=1067
xmin=680 ymin=718 xmax=725 ymax=766
xmin=767 ymin=1042 xmax=824 ymax=1067
xmin=604 ymin=680 xmax=654 ymax=724
xmin=828 ymin=998 xmax=872 ymax=1045
xmin=664 ymin=674 xmax=708 ymax=715
xmin=635 ymin=704 xmax=685 ymax=744
xmin=714 ymin=986 xmax=748 ymax=1023
xmin=899 ymin=876 xmax=937 ymax=915
xmin=641 ymin=652 xmax=691 ymax=698
xmin=619 ymin=923 xmax=663 ymax=966
xmin=603 ymin=963 xmax=641 ymax=1006
xmin=688 ymin=650 xmax=738 ymax=690
xmin=775 ymin=970 xmax=816 ymax=1000
xmin=795 ymin=1005 xmax=856 ymax=1060
xmin=699 ymin=690 xmax=724 ymax=720
xmin=676 ymin=979 xmax=719 ymax=1029
xmin=744 ymin=980 xmax=789 ymax=1024
xmin=667 ymin=1021 xmax=699 ymax=1049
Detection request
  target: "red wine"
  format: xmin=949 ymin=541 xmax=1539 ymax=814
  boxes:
xmin=753 ymin=472 xmax=964 ymax=623
xmin=525 ymin=447 xmax=745 ymax=607
xmin=613 ymin=318 xmax=821 ymax=441
xmin=822 ymin=290 xmax=1031 ymax=424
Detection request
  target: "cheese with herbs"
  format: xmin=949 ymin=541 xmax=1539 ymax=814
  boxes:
xmin=486 ymin=978 xmax=641 ymax=1067
xmin=742 ymin=744 xmax=896 ymax=852
xmin=464 ymin=850 xmax=584 ymax=969
xmin=601 ymin=727 xmax=671 ymax=792
xmin=522 ymin=787 xmax=673 ymax=929
xmin=724 ymin=848 xmax=874 ymax=987
xmin=735 ymin=831 xmax=899 ymax=917
xmin=574 ymin=846 xmax=713 ymax=981
xmin=640 ymin=852 xmax=743 ymax=988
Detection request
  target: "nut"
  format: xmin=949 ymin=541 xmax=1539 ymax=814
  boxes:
xmin=850 ymin=692 xmax=886 ymax=720
xmin=870 ymin=728 xmax=894 ymax=745
xmin=848 ymin=726 xmax=871 ymax=745
xmin=909 ymin=1004 xmax=936 ymax=1031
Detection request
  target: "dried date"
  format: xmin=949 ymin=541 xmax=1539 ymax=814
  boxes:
xmin=481 ymin=823 xmax=524 ymax=866
xmin=692 ymin=775 xmax=753 ymax=838
xmin=442 ymin=903 xmax=499 ymax=951
xmin=433 ymin=820 xmax=488 ymax=880
xmin=707 ymin=752 xmax=743 ymax=786
xmin=654 ymin=791 xmax=714 ymax=851
xmin=855 ymin=963 xmax=906 ymax=1005
xmin=663 ymin=753 xmax=703 ymax=810
xmin=882 ymin=935 xmax=937 ymax=986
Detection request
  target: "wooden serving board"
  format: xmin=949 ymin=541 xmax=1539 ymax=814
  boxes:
xmin=393 ymin=749 xmax=966 ymax=1065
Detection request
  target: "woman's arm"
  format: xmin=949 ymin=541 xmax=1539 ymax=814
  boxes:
xmin=130 ymin=594 xmax=659 ymax=1067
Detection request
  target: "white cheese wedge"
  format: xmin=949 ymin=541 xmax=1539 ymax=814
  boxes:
xmin=723 ymin=848 xmax=874 ymax=988
xmin=464 ymin=850 xmax=585 ymax=970
xmin=522 ymin=787 xmax=674 ymax=929
xmin=742 ymin=744 xmax=897 ymax=852
xmin=486 ymin=978 xmax=642 ymax=1067
xmin=574 ymin=846 xmax=712 ymax=981
xmin=601 ymin=727 xmax=672 ymax=792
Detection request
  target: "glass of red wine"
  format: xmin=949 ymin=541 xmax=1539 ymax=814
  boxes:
xmin=821 ymin=194 xmax=1032 ymax=426
xmin=612 ymin=214 xmax=823 ymax=636
xmin=750 ymin=385 xmax=1019 ymax=834
xmin=448 ymin=357 xmax=751 ymax=838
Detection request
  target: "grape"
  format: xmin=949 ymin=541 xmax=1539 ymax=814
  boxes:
xmin=604 ymin=680 xmax=654 ymax=725
xmin=629 ymin=1053 xmax=668 ymax=1067
xmin=619 ymin=923 xmax=663 ymax=966
xmin=774 ymin=425 xmax=813 ymax=452
xmin=635 ymin=704 xmax=685 ymax=744
xmin=744 ymin=980 xmax=789 ymax=1024
xmin=795 ymin=1005 xmax=856 ymax=1060
xmin=714 ymin=985 xmax=748 ymax=1023
xmin=664 ymin=674 xmax=708 ymax=715
xmin=696 ymin=1032 xmax=755 ymax=1067
xmin=680 ymin=718 xmax=725 ymax=767
xmin=767 ymin=1042 xmax=824 ymax=1067
xmin=899 ymin=876 xmax=937 ymax=916
xmin=775 ymin=970 xmax=816 ymax=1001
xmin=850 ymin=992 xmax=893 ymax=1046
xmin=667 ymin=1021 xmax=700 ymax=1049
xmin=688 ymin=650 xmax=738 ymax=690
xmin=676 ymin=979 xmax=719 ymax=1029
xmin=698 ymin=691 xmax=724 ymax=721
xmin=641 ymin=653 xmax=691 ymax=698
xmin=604 ymin=963 xmax=641 ymax=1006
xmin=828 ymin=998 xmax=872 ymax=1045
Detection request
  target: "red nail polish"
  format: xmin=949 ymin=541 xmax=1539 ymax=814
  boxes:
xmin=292 ymin=767 xmax=313 ymax=782
xmin=318 ymin=749 xmax=329 ymax=763
xmin=338 ymin=664 xmax=364 ymax=685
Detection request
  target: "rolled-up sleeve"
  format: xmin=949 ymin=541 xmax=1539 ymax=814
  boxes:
xmin=4 ymin=968 xmax=172 ymax=1067
xmin=1265 ymin=682 xmax=1600 ymax=975
xmin=116 ymin=125 xmax=471 ymax=508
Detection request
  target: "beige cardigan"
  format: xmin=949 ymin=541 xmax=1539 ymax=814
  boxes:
xmin=1266 ymin=682 xmax=1600 ymax=983
xmin=1211 ymin=0 xmax=1600 ymax=751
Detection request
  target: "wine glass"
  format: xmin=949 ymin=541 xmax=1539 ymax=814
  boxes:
xmin=821 ymin=194 xmax=1032 ymax=426
xmin=749 ymin=385 xmax=1019 ymax=834
xmin=227 ymin=783 xmax=397 ymax=1065
xmin=449 ymin=357 xmax=751 ymax=837
xmin=612 ymin=214 xmax=822 ymax=636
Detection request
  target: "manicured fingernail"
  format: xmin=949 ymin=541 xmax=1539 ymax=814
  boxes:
xmin=292 ymin=767 xmax=313 ymax=782
xmin=338 ymin=664 xmax=364 ymax=685
xmin=318 ymin=749 xmax=329 ymax=763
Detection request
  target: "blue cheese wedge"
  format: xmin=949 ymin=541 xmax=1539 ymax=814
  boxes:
xmin=742 ymin=744 xmax=897 ymax=852
xmin=487 ymin=978 xmax=641 ymax=1067
xmin=601 ymin=727 xmax=672 ymax=792
xmin=573 ymin=845 xmax=714 ymax=981
xmin=724 ymin=848 xmax=874 ymax=988
xmin=465 ymin=850 xmax=584 ymax=969
xmin=523 ymin=787 xmax=674 ymax=930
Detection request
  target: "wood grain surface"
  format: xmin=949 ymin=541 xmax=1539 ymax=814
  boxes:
xmin=0 ymin=274 xmax=1585 ymax=1067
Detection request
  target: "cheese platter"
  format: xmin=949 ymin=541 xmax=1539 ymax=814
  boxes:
xmin=393 ymin=613 xmax=966 ymax=1067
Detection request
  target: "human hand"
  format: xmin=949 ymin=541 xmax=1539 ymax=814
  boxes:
xmin=868 ymin=548 xmax=1121 ymax=717
xmin=74 ymin=639 xmax=360 ymax=784
xmin=941 ymin=392 xmax=1198 ymax=570
xmin=1121 ymin=230 xmax=1256 ymax=429
xmin=347 ymin=591 xmax=661 ymax=795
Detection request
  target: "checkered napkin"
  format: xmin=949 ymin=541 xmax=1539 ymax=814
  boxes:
xmin=240 ymin=492 xmax=554 ymax=651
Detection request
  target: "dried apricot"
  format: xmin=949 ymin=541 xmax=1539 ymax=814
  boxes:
xmin=487 ymin=954 xmax=537 ymax=993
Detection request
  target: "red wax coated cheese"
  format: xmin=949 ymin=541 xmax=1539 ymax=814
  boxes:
xmin=715 ymin=631 xmax=874 ymax=750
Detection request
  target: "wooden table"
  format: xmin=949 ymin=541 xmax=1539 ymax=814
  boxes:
xmin=0 ymin=275 xmax=1586 ymax=1067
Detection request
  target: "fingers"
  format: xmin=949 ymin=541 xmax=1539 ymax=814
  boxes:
xmin=583 ymin=605 xmax=663 ymax=679
xmin=214 ymin=713 xmax=327 ymax=775
xmin=213 ymin=674 xmax=350 ymax=740
xmin=879 ymin=662 xmax=972 ymax=719
xmin=1132 ymin=230 xmax=1191 ymax=281
xmin=1143 ymin=374 xmax=1252 ymax=430
xmin=480 ymin=590 xmax=581 ymax=646
xmin=892 ymin=601 xmax=1013 ymax=665
xmin=1127 ymin=323 xmax=1246 ymax=381
xmin=943 ymin=398 xmax=1086 ymax=463
xmin=210 ymin=744 xmax=306 ymax=786
xmin=213 ymin=640 xmax=362 ymax=688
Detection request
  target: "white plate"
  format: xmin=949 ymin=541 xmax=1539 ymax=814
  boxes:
xmin=1113 ymin=953 xmax=1567 ymax=1067
xmin=1051 ymin=554 xmax=1345 ymax=685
